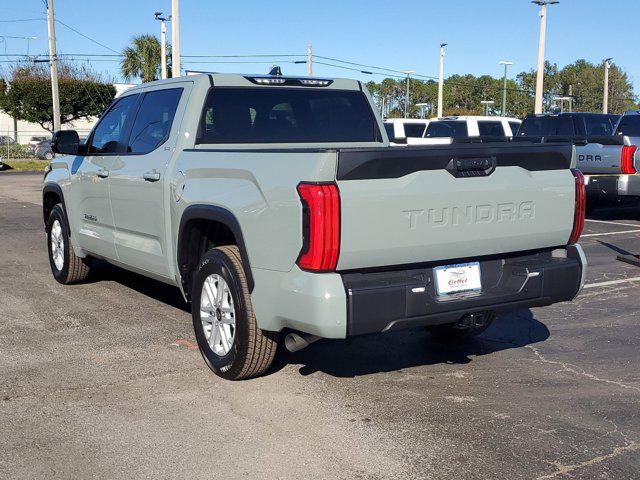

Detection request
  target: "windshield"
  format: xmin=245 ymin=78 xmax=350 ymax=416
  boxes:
xmin=198 ymin=87 xmax=381 ymax=143
xmin=519 ymin=116 xmax=574 ymax=136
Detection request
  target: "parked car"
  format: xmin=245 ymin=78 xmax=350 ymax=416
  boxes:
xmin=385 ymin=116 xmax=521 ymax=146
xmin=0 ymin=135 xmax=16 ymax=146
xmin=27 ymin=136 xmax=51 ymax=153
xmin=517 ymin=113 xmax=638 ymax=211
xmin=44 ymin=73 xmax=587 ymax=380
xmin=35 ymin=140 xmax=54 ymax=160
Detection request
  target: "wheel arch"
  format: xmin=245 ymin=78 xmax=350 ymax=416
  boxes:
xmin=42 ymin=183 xmax=70 ymax=236
xmin=177 ymin=204 xmax=255 ymax=300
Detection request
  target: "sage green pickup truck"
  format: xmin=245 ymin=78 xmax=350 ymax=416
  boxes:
xmin=43 ymin=73 xmax=587 ymax=380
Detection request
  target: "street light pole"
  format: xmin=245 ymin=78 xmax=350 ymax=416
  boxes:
xmin=437 ymin=43 xmax=447 ymax=118
xmin=171 ymin=0 xmax=180 ymax=77
xmin=46 ymin=0 xmax=61 ymax=131
xmin=603 ymin=57 xmax=612 ymax=114
xmin=532 ymin=1 xmax=558 ymax=114
xmin=307 ymin=43 xmax=313 ymax=76
xmin=481 ymin=100 xmax=495 ymax=116
xmin=155 ymin=12 xmax=169 ymax=80
xmin=499 ymin=61 xmax=513 ymax=116
xmin=403 ymin=70 xmax=415 ymax=118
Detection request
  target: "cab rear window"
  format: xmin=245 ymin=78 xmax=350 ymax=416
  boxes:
xmin=197 ymin=87 xmax=381 ymax=143
xmin=425 ymin=121 xmax=468 ymax=138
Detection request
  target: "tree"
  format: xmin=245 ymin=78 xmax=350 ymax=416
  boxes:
xmin=0 ymin=63 xmax=116 ymax=132
xmin=121 ymin=34 xmax=168 ymax=83
xmin=365 ymin=59 xmax=638 ymax=119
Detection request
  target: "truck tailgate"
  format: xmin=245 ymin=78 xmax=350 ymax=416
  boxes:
xmin=575 ymin=136 xmax=630 ymax=174
xmin=336 ymin=143 xmax=576 ymax=270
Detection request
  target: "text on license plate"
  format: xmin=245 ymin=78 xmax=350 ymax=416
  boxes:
xmin=434 ymin=262 xmax=482 ymax=296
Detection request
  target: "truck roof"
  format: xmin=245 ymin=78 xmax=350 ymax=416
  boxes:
xmin=124 ymin=73 xmax=362 ymax=92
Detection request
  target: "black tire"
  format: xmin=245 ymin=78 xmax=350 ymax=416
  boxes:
xmin=191 ymin=245 xmax=279 ymax=380
xmin=46 ymin=204 xmax=91 ymax=284
xmin=426 ymin=311 xmax=496 ymax=341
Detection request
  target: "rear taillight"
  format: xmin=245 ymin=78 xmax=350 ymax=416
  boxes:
xmin=621 ymin=145 xmax=637 ymax=174
xmin=296 ymin=182 xmax=340 ymax=272
xmin=569 ymin=168 xmax=586 ymax=244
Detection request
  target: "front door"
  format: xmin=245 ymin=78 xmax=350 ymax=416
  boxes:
xmin=71 ymin=93 xmax=139 ymax=260
xmin=108 ymin=86 xmax=185 ymax=278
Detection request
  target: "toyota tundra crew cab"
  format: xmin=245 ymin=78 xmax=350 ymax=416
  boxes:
xmin=518 ymin=113 xmax=639 ymax=211
xmin=43 ymin=73 xmax=587 ymax=380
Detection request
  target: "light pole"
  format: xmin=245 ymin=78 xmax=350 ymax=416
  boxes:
xmin=532 ymin=1 xmax=558 ymax=114
xmin=437 ymin=43 xmax=447 ymax=118
xmin=603 ymin=57 xmax=612 ymax=114
xmin=171 ymin=0 xmax=180 ymax=77
xmin=155 ymin=12 xmax=170 ymax=80
xmin=416 ymin=103 xmax=430 ymax=119
xmin=481 ymin=100 xmax=495 ymax=116
xmin=499 ymin=60 xmax=513 ymax=116
xmin=46 ymin=0 xmax=60 ymax=131
xmin=403 ymin=70 xmax=415 ymax=118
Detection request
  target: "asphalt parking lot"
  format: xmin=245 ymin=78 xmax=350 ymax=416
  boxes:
xmin=1 ymin=172 xmax=640 ymax=480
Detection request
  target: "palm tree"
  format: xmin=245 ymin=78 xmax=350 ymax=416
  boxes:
xmin=121 ymin=34 xmax=163 ymax=83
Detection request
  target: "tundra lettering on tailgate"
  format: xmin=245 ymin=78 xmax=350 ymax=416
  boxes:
xmin=403 ymin=202 xmax=535 ymax=229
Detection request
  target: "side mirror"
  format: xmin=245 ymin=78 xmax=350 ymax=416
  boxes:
xmin=51 ymin=130 xmax=81 ymax=156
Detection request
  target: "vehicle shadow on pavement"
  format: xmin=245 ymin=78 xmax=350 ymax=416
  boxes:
xmin=287 ymin=309 xmax=549 ymax=378
xmin=587 ymin=204 xmax=640 ymax=221
xmin=92 ymin=260 xmax=190 ymax=313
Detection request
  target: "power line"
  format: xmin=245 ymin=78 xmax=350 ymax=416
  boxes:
xmin=54 ymin=19 xmax=120 ymax=54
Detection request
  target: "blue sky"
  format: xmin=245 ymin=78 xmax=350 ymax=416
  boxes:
xmin=1 ymin=0 xmax=638 ymax=93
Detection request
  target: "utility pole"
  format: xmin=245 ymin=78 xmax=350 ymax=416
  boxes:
xmin=171 ymin=0 xmax=180 ymax=77
xmin=532 ymin=1 xmax=558 ymax=114
xmin=603 ymin=58 xmax=612 ymax=114
xmin=403 ymin=70 xmax=415 ymax=118
xmin=46 ymin=0 xmax=61 ymax=131
xmin=307 ymin=43 xmax=313 ymax=76
xmin=568 ymin=84 xmax=573 ymax=112
xmin=437 ymin=43 xmax=447 ymax=118
xmin=155 ymin=12 xmax=169 ymax=80
xmin=499 ymin=61 xmax=513 ymax=116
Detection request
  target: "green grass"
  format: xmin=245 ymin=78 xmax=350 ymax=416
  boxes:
xmin=1 ymin=159 xmax=49 ymax=172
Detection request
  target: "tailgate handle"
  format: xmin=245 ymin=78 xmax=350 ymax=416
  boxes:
xmin=447 ymin=156 xmax=496 ymax=178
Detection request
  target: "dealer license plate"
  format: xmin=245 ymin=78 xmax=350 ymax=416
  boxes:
xmin=434 ymin=262 xmax=482 ymax=296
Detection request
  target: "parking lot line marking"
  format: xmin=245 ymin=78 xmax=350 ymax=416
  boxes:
xmin=581 ymin=229 xmax=640 ymax=237
xmin=583 ymin=276 xmax=640 ymax=289
xmin=585 ymin=219 xmax=640 ymax=228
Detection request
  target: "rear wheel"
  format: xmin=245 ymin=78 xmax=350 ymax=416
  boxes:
xmin=191 ymin=245 xmax=279 ymax=380
xmin=426 ymin=311 xmax=495 ymax=341
xmin=46 ymin=204 xmax=91 ymax=284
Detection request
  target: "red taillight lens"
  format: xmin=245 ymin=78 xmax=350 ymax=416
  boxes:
xmin=621 ymin=145 xmax=637 ymax=174
xmin=569 ymin=168 xmax=585 ymax=244
xmin=296 ymin=182 xmax=340 ymax=272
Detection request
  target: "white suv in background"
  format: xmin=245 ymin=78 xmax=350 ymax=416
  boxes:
xmin=384 ymin=116 xmax=521 ymax=145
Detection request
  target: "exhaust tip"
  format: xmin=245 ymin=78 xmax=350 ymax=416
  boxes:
xmin=284 ymin=332 xmax=321 ymax=353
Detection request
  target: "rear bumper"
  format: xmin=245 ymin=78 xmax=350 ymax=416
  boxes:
xmin=343 ymin=245 xmax=586 ymax=336
xmin=585 ymin=174 xmax=640 ymax=199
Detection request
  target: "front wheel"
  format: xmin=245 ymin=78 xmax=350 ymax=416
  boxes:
xmin=191 ymin=245 xmax=279 ymax=380
xmin=426 ymin=311 xmax=495 ymax=341
xmin=46 ymin=204 xmax=91 ymax=284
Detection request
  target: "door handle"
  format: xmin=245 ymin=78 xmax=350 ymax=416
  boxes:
xmin=143 ymin=170 xmax=161 ymax=182
xmin=96 ymin=169 xmax=109 ymax=178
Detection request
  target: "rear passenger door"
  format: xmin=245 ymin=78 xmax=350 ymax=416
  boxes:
xmin=108 ymin=85 xmax=186 ymax=278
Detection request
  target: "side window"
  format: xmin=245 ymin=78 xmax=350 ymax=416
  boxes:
xmin=585 ymin=116 xmax=613 ymax=136
xmin=477 ymin=121 xmax=505 ymax=136
xmin=403 ymin=123 xmax=426 ymax=138
xmin=128 ymin=88 xmax=183 ymax=154
xmin=508 ymin=122 xmax=521 ymax=136
xmin=88 ymin=94 xmax=138 ymax=154
xmin=384 ymin=123 xmax=395 ymax=140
